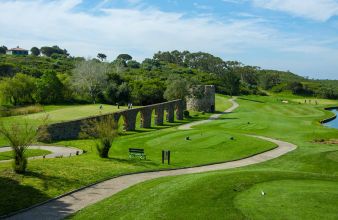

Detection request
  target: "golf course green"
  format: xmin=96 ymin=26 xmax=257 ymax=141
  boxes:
xmin=69 ymin=95 xmax=338 ymax=220
xmin=0 ymin=95 xmax=281 ymax=216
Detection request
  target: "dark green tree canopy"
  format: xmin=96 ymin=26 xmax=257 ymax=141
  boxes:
xmin=36 ymin=71 xmax=64 ymax=104
xmin=40 ymin=45 xmax=69 ymax=57
xmin=117 ymin=54 xmax=132 ymax=61
xmin=0 ymin=45 xmax=8 ymax=54
xmin=30 ymin=47 xmax=40 ymax=56
xmin=97 ymin=53 xmax=107 ymax=61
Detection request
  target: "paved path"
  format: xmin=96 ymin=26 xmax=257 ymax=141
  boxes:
xmin=5 ymin=99 xmax=297 ymax=220
xmin=0 ymin=146 xmax=83 ymax=163
xmin=178 ymin=98 xmax=239 ymax=130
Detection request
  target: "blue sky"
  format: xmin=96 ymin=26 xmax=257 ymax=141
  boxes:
xmin=1 ymin=0 xmax=338 ymax=79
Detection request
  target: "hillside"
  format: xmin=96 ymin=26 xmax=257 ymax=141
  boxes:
xmin=0 ymin=50 xmax=337 ymax=108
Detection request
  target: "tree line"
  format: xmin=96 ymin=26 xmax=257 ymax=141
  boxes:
xmin=0 ymin=47 xmax=337 ymax=107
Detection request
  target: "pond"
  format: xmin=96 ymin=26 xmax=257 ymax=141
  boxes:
xmin=324 ymin=109 xmax=338 ymax=129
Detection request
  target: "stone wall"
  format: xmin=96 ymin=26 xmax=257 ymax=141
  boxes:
xmin=186 ymin=85 xmax=215 ymax=113
xmin=39 ymin=99 xmax=184 ymax=141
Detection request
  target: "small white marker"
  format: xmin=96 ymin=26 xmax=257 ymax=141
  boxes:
xmin=261 ymin=191 xmax=265 ymax=196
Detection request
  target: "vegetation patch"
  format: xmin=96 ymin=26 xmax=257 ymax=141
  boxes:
xmin=0 ymin=105 xmax=43 ymax=117
xmin=314 ymin=139 xmax=338 ymax=144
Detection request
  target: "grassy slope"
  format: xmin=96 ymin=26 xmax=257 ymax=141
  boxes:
xmin=0 ymin=149 xmax=51 ymax=161
xmin=0 ymin=95 xmax=277 ymax=215
xmin=70 ymin=95 xmax=338 ymax=220
xmin=0 ymin=104 xmax=129 ymax=146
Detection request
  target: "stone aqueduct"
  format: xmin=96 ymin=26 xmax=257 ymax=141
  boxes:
xmin=41 ymin=100 xmax=184 ymax=141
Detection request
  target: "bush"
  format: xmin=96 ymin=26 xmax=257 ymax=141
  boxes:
xmin=81 ymin=116 xmax=119 ymax=158
xmin=183 ymin=110 xmax=190 ymax=118
xmin=0 ymin=105 xmax=43 ymax=117
xmin=0 ymin=120 xmax=45 ymax=173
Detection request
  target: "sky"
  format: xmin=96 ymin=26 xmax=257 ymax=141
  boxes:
xmin=1 ymin=0 xmax=338 ymax=79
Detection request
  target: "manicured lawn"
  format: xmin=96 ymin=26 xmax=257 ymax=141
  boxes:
xmin=0 ymin=104 xmax=129 ymax=146
xmin=215 ymin=94 xmax=232 ymax=112
xmin=0 ymin=94 xmax=277 ymax=216
xmin=69 ymin=95 xmax=338 ymax=220
xmin=1 ymin=104 xmax=128 ymax=125
xmin=0 ymin=149 xmax=51 ymax=161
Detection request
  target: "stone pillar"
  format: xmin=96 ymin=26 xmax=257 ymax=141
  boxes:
xmin=121 ymin=109 xmax=138 ymax=131
xmin=176 ymin=100 xmax=184 ymax=120
xmin=140 ymin=108 xmax=152 ymax=128
xmin=155 ymin=106 xmax=164 ymax=126
xmin=112 ymin=113 xmax=121 ymax=124
xmin=166 ymin=104 xmax=175 ymax=123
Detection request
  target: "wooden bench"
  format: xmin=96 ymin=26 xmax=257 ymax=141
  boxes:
xmin=129 ymin=148 xmax=146 ymax=160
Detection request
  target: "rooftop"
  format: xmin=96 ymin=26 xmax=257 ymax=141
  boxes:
xmin=7 ymin=46 xmax=28 ymax=51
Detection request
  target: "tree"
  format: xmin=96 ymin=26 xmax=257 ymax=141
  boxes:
xmin=0 ymin=73 xmax=36 ymax=105
xmin=141 ymin=58 xmax=161 ymax=71
xmin=97 ymin=53 xmax=107 ymax=61
xmin=218 ymin=71 xmax=240 ymax=96
xmin=30 ymin=47 xmax=40 ymax=56
xmin=259 ymin=72 xmax=281 ymax=90
xmin=0 ymin=63 xmax=15 ymax=77
xmin=111 ymin=58 xmax=127 ymax=74
xmin=130 ymin=79 xmax=165 ymax=105
xmin=72 ymin=60 xmax=109 ymax=103
xmin=126 ymin=60 xmax=140 ymax=69
xmin=40 ymin=45 xmax=69 ymax=57
xmin=0 ymin=45 xmax=7 ymax=54
xmin=164 ymin=78 xmax=190 ymax=101
xmin=117 ymin=54 xmax=132 ymax=61
xmin=35 ymin=71 xmax=64 ymax=104
xmin=0 ymin=119 xmax=46 ymax=173
xmin=81 ymin=116 xmax=118 ymax=158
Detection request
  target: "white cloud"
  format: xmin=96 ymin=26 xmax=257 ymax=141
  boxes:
xmin=253 ymin=0 xmax=338 ymax=22
xmin=0 ymin=0 xmax=337 ymax=78
xmin=0 ymin=0 xmax=275 ymax=59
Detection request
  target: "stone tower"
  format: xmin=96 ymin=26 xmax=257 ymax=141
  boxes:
xmin=186 ymin=85 xmax=215 ymax=113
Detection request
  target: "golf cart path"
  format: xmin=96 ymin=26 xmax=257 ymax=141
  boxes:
xmin=6 ymin=99 xmax=297 ymax=220
xmin=178 ymin=98 xmax=239 ymax=130
xmin=0 ymin=146 xmax=83 ymax=163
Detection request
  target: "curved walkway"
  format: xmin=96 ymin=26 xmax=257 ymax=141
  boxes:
xmin=178 ymin=98 xmax=239 ymax=130
xmin=6 ymin=99 xmax=297 ymax=220
xmin=0 ymin=146 xmax=83 ymax=163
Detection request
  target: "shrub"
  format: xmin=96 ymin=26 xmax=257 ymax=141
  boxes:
xmin=183 ymin=110 xmax=190 ymax=118
xmin=0 ymin=120 xmax=45 ymax=173
xmin=81 ymin=116 xmax=119 ymax=158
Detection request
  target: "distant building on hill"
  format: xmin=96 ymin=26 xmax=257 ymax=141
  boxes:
xmin=6 ymin=46 xmax=28 ymax=55
xmin=187 ymin=85 xmax=215 ymax=113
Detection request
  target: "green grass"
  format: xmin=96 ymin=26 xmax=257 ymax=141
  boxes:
xmin=0 ymin=149 xmax=51 ymax=161
xmin=2 ymin=104 xmax=128 ymax=124
xmin=234 ymin=179 xmax=338 ymax=220
xmin=0 ymin=104 xmax=130 ymax=146
xmin=215 ymin=94 xmax=232 ymax=112
xmin=0 ymin=94 xmax=277 ymax=216
xmin=69 ymin=94 xmax=338 ymax=220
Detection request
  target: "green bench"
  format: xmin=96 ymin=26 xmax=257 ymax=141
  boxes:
xmin=129 ymin=148 xmax=146 ymax=160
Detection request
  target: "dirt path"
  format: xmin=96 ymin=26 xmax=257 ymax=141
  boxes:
xmin=178 ymin=98 xmax=239 ymax=130
xmin=5 ymin=98 xmax=297 ymax=220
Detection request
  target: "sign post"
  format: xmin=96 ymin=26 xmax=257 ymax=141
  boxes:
xmin=162 ymin=150 xmax=171 ymax=165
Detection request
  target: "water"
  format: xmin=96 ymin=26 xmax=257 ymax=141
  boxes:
xmin=324 ymin=109 xmax=338 ymax=129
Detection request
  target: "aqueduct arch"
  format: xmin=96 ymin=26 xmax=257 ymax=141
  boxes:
xmin=40 ymin=99 xmax=185 ymax=141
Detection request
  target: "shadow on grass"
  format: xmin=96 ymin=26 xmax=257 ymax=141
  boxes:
xmin=0 ymin=174 xmax=76 ymax=218
xmin=0 ymin=176 xmax=51 ymax=216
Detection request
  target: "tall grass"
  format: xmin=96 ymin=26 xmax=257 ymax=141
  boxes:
xmin=0 ymin=105 xmax=43 ymax=117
